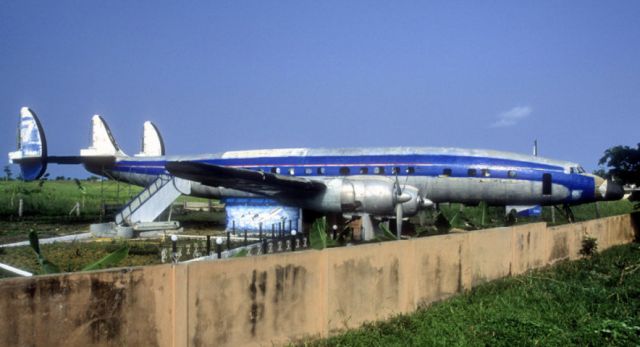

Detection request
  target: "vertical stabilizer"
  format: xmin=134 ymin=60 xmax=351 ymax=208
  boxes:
xmin=80 ymin=115 xmax=127 ymax=157
xmin=135 ymin=121 xmax=165 ymax=157
xmin=8 ymin=107 xmax=48 ymax=180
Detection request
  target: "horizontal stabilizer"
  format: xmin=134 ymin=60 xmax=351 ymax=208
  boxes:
xmin=80 ymin=115 xmax=126 ymax=157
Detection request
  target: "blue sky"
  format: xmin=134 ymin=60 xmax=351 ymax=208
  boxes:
xmin=1 ymin=1 xmax=639 ymax=178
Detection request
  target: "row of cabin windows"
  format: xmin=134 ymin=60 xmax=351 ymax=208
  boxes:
xmin=268 ymin=166 xmax=416 ymax=176
xmin=267 ymin=166 xmax=517 ymax=178
xmin=441 ymin=168 xmax=517 ymax=178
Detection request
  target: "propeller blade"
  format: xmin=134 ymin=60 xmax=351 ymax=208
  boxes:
xmin=395 ymin=203 xmax=403 ymax=240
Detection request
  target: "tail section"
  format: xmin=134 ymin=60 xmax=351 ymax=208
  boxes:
xmin=80 ymin=115 xmax=127 ymax=157
xmin=135 ymin=121 xmax=165 ymax=157
xmin=8 ymin=107 xmax=48 ymax=180
xmin=8 ymin=107 xmax=166 ymax=180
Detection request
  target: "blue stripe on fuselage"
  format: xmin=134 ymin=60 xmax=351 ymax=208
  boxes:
xmin=111 ymin=153 xmax=595 ymax=203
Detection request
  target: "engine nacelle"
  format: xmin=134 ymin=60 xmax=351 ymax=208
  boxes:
xmin=340 ymin=178 xmax=396 ymax=215
xmin=304 ymin=177 xmax=426 ymax=216
xmin=340 ymin=177 xmax=422 ymax=216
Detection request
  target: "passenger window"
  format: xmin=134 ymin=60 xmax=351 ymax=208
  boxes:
xmin=288 ymin=168 xmax=295 ymax=175
xmin=359 ymin=167 xmax=368 ymax=174
xmin=317 ymin=167 xmax=325 ymax=175
xmin=468 ymin=169 xmax=477 ymax=177
xmin=542 ymin=173 xmax=552 ymax=195
xmin=339 ymin=167 xmax=350 ymax=175
xmin=507 ymin=170 xmax=516 ymax=178
xmin=481 ymin=169 xmax=490 ymax=177
xmin=304 ymin=168 xmax=312 ymax=175
xmin=442 ymin=168 xmax=452 ymax=177
xmin=406 ymin=167 xmax=415 ymax=174
xmin=374 ymin=166 xmax=385 ymax=175
xmin=271 ymin=167 xmax=278 ymax=174
xmin=392 ymin=167 xmax=400 ymax=175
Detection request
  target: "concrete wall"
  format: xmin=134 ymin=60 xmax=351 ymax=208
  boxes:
xmin=0 ymin=214 xmax=636 ymax=346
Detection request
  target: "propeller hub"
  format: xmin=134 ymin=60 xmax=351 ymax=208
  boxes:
xmin=395 ymin=192 xmax=412 ymax=204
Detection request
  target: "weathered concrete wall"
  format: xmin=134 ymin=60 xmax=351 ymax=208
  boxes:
xmin=0 ymin=214 xmax=636 ymax=346
xmin=0 ymin=265 xmax=178 ymax=347
xmin=186 ymin=252 xmax=327 ymax=346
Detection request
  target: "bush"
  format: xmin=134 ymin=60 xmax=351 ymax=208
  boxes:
xmin=579 ymin=236 xmax=598 ymax=257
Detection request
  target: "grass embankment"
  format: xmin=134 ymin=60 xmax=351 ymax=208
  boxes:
xmin=305 ymin=243 xmax=640 ymax=346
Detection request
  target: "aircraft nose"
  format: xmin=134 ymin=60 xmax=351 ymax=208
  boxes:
xmin=595 ymin=176 xmax=625 ymax=201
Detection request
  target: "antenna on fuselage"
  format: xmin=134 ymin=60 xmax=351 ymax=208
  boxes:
xmin=533 ymin=140 xmax=538 ymax=157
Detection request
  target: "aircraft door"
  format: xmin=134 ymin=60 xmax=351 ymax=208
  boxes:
xmin=542 ymin=173 xmax=552 ymax=195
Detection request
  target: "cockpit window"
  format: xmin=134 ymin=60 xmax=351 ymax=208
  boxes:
xmin=570 ymin=166 xmax=586 ymax=174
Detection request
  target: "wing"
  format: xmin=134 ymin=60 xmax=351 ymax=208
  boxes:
xmin=166 ymin=161 xmax=326 ymax=198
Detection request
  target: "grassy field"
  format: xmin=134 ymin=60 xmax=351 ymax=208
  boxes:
xmin=303 ymin=243 xmax=640 ymax=346
xmin=0 ymin=180 xmax=225 ymax=242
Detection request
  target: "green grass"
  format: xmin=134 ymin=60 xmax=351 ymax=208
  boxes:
xmin=0 ymin=180 xmax=224 ymax=241
xmin=0 ymin=179 xmax=215 ymax=217
xmin=0 ymin=236 xmax=244 ymax=278
xmin=0 ymin=179 xmax=142 ymax=217
xmin=302 ymin=243 xmax=640 ymax=346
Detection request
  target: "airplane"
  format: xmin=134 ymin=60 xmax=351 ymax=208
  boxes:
xmin=8 ymin=107 xmax=624 ymax=235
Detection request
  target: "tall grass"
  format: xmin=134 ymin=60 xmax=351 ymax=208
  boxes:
xmin=0 ymin=180 xmax=141 ymax=217
xmin=303 ymin=243 xmax=640 ymax=346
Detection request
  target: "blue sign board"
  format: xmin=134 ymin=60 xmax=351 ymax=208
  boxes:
xmin=223 ymin=198 xmax=301 ymax=233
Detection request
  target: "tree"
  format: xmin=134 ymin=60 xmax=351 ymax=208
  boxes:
xmin=3 ymin=165 xmax=12 ymax=181
xmin=598 ymin=144 xmax=640 ymax=186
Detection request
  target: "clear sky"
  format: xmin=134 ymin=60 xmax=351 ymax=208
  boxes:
xmin=1 ymin=1 xmax=639 ymax=178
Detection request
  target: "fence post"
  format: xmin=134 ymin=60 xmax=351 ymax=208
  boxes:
xmin=171 ymin=235 xmax=178 ymax=264
xmin=216 ymin=237 xmax=223 ymax=259
xmin=206 ymin=235 xmax=211 ymax=256
xmin=18 ymin=198 xmax=23 ymax=217
xmin=291 ymin=230 xmax=297 ymax=251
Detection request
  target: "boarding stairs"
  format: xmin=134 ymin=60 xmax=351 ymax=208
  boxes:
xmin=115 ymin=174 xmax=191 ymax=227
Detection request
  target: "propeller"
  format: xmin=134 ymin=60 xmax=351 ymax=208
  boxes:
xmin=392 ymin=169 xmax=411 ymax=239
xmin=391 ymin=168 xmax=434 ymax=239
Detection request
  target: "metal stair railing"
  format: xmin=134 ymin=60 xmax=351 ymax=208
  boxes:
xmin=115 ymin=175 xmax=173 ymax=225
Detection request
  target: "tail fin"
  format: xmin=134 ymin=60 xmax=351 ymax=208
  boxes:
xmin=80 ymin=115 xmax=127 ymax=157
xmin=135 ymin=121 xmax=165 ymax=157
xmin=8 ymin=107 xmax=48 ymax=180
